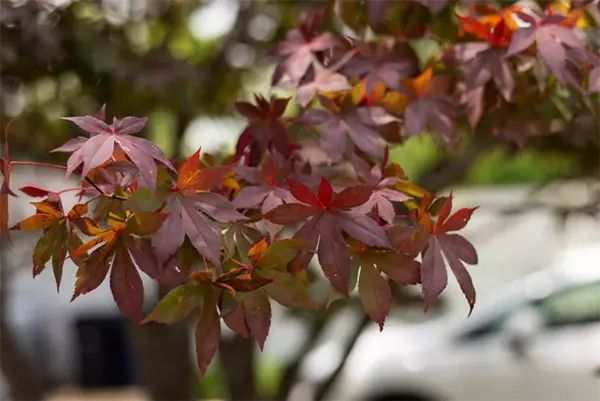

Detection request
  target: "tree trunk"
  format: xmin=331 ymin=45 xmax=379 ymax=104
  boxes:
xmin=0 ymin=261 xmax=46 ymax=401
xmin=0 ymin=318 xmax=46 ymax=401
xmin=127 ymin=319 xmax=195 ymax=401
xmin=219 ymin=336 xmax=257 ymax=401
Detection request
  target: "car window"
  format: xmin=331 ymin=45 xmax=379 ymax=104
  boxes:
xmin=457 ymin=280 xmax=600 ymax=343
xmin=538 ymin=281 xmax=600 ymax=328
xmin=457 ymin=311 xmax=511 ymax=343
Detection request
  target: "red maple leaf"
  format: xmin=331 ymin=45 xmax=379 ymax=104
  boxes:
xmin=52 ymin=104 xmax=176 ymax=191
xmin=269 ymin=8 xmax=339 ymax=84
xmin=232 ymin=154 xmax=297 ymax=238
xmin=151 ymin=149 xmax=244 ymax=269
xmin=402 ymin=68 xmax=457 ymax=143
xmin=299 ymin=95 xmax=397 ymax=160
xmin=234 ymin=95 xmax=295 ymax=166
xmin=264 ymin=177 xmax=391 ymax=295
xmin=391 ymin=192 xmax=479 ymax=314
xmin=350 ymin=155 xmax=411 ymax=224
xmin=506 ymin=11 xmax=589 ymax=87
xmin=456 ymin=16 xmax=516 ymax=101
xmin=341 ymin=39 xmax=419 ymax=95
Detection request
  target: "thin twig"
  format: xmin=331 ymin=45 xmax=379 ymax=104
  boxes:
xmin=485 ymin=199 xmax=600 ymax=217
xmin=10 ymin=161 xmax=67 ymax=170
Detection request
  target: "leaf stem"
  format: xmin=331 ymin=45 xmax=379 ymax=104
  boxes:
xmin=229 ymin=258 xmax=250 ymax=269
xmin=57 ymin=187 xmax=96 ymax=195
xmin=84 ymin=177 xmax=127 ymax=201
xmin=84 ymin=194 xmax=104 ymax=205
xmin=394 ymin=214 xmax=410 ymax=219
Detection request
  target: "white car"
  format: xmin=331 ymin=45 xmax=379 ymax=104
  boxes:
xmin=292 ymin=243 xmax=600 ymax=401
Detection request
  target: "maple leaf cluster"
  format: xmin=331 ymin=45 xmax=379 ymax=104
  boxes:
xmin=1 ymin=0 xmax=598 ymax=376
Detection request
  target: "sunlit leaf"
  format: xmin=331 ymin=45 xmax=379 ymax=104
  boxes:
xmin=260 ymin=270 xmax=318 ymax=309
xmin=124 ymin=211 xmax=169 ymax=236
xmin=143 ymin=283 xmax=204 ymax=324
xmin=256 ymin=239 xmax=306 ymax=271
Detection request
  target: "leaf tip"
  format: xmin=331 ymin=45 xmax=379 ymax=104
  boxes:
xmin=467 ymin=299 xmax=476 ymax=317
xmin=197 ymin=366 xmax=208 ymax=378
xmin=423 ymin=300 xmax=431 ymax=314
xmin=70 ymin=291 xmax=80 ymax=303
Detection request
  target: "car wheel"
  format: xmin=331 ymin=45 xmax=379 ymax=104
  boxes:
xmin=370 ymin=393 xmax=434 ymax=401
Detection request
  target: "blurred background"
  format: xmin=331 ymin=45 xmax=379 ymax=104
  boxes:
xmin=1 ymin=1 xmax=599 ymax=401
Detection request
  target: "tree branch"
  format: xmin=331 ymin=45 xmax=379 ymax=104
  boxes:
xmin=275 ymin=303 xmax=344 ymax=401
xmin=312 ymin=312 xmax=370 ymax=401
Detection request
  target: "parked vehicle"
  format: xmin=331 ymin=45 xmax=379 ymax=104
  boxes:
xmin=292 ymin=243 xmax=600 ymax=401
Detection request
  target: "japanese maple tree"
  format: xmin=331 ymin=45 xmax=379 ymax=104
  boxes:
xmin=1 ymin=0 xmax=599 ymax=377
